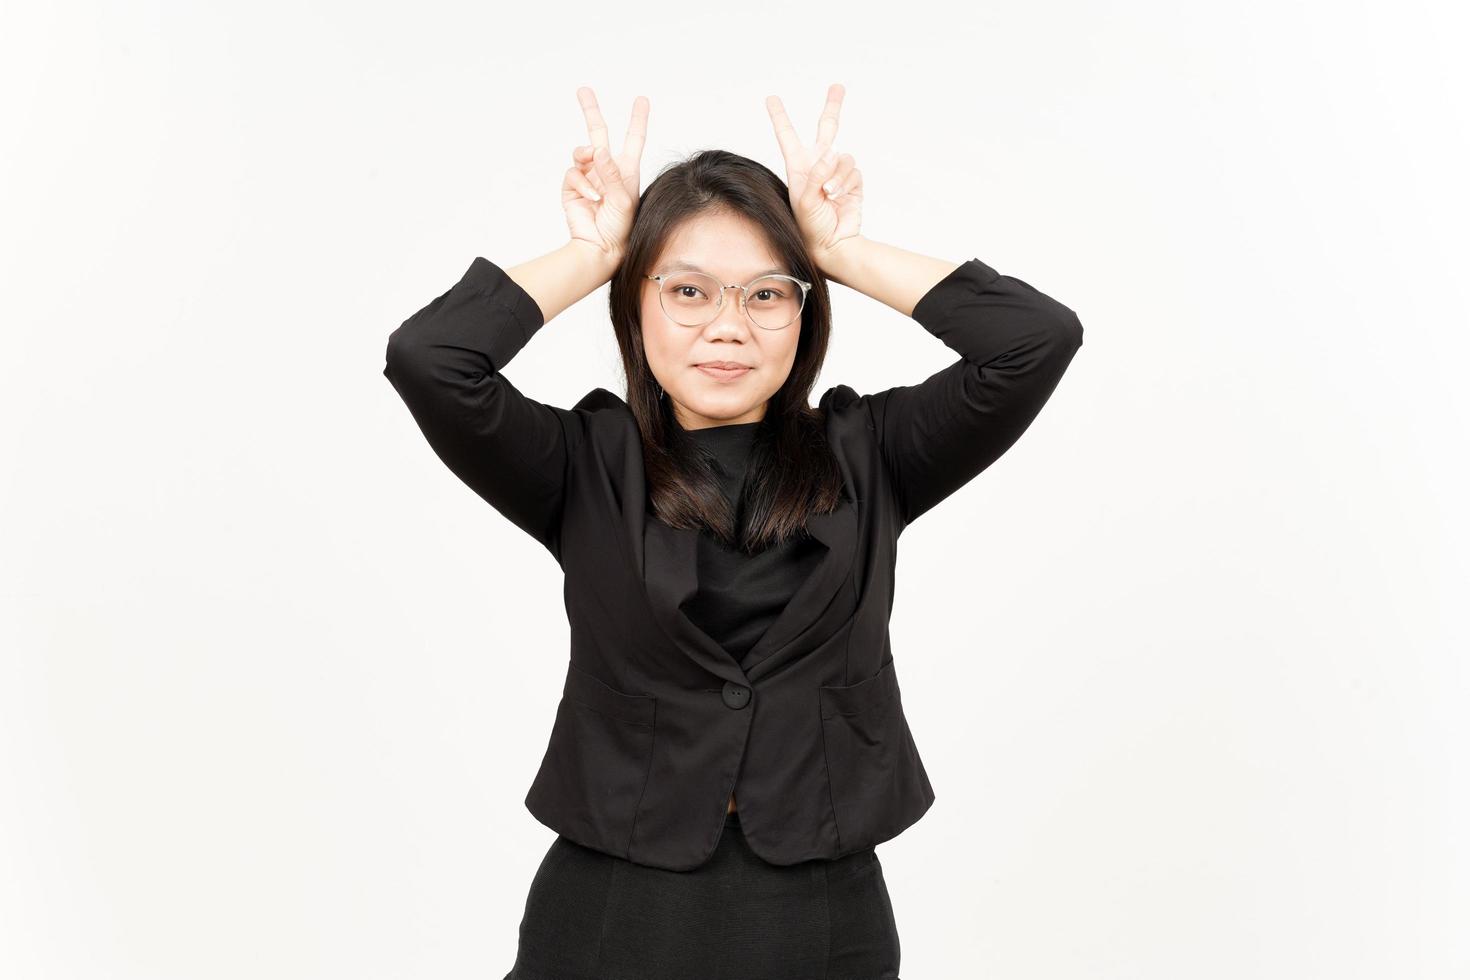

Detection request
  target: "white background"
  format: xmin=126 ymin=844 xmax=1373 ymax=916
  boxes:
xmin=3 ymin=1 xmax=1467 ymax=977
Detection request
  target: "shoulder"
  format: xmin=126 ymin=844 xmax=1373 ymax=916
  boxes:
xmin=571 ymin=386 xmax=632 ymax=418
xmin=563 ymin=387 xmax=638 ymax=459
xmin=818 ymin=383 xmax=874 ymax=432
xmin=566 ymin=384 xmax=874 ymax=440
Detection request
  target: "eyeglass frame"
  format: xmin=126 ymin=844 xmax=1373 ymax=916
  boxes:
xmin=643 ymin=270 xmax=813 ymax=331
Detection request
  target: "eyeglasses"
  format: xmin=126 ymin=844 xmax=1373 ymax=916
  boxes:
xmin=645 ymin=270 xmax=812 ymax=331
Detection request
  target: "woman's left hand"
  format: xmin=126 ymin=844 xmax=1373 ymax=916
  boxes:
xmin=766 ymin=83 xmax=863 ymax=274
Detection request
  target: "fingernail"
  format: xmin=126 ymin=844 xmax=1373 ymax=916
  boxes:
xmin=823 ymin=180 xmax=839 ymax=194
xmin=589 ymin=189 xmax=601 ymax=201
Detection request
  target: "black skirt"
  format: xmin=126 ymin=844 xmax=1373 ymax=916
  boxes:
xmin=503 ymin=809 xmax=902 ymax=980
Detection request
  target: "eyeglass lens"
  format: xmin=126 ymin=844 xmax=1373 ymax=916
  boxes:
xmin=658 ymin=273 xmax=803 ymax=330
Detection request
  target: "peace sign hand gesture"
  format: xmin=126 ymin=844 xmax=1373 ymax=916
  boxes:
xmin=562 ymin=87 xmax=649 ymax=267
xmin=765 ymin=83 xmax=864 ymax=275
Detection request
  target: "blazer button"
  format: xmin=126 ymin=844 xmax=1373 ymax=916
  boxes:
xmin=721 ymin=681 xmax=751 ymax=710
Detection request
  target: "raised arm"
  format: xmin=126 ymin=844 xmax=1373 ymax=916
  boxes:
xmin=765 ymin=84 xmax=1084 ymax=528
xmin=382 ymin=243 xmax=615 ymax=559
xmin=382 ymin=87 xmax=648 ymax=561
xmin=825 ymin=237 xmax=1084 ymax=527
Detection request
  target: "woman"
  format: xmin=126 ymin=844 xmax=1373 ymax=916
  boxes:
xmin=383 ymin=84 xmax=1083 ymax=980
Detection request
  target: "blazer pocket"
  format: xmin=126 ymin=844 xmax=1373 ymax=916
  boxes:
xmin=524 ymin=662 xmax=657 ymax=857
xmin=818 ymin=658 xmax=926 ymax=850
xmin=563 ymin=661 xmax=657 ymax=727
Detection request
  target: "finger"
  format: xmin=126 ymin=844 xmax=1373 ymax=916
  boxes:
xmin=765 ymin=95 xmax=804 ymax=168
xmin=822 ymin=154 xmax=856 ymax=196
xmin=577 ymin=86 xmax=611 ymax=152
xmin=812 ymin=83 xmax=844 ymax=159
xmin=582 ymin=155 xmax=607 ymax=193
xmin=620 ymin=95 xmax=649 ymax=170
xmin=565 ymin=165 xmax=602 ymax=202
xmin=800 ymin=151 xmax=835 ymax=211
xmin=809 ymin=145 xmax=839 ymax=187
xmin=831 ymin=166 xmax=862 ymax=199
xmin=572 ymin=144 xmax=594 ymax=162
xmin=592 ymin=144 xmax=630 ymax=207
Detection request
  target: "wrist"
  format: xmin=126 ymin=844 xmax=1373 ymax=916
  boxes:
xmin=565 ymin=237 xmax=624 ymax=283
xmin=816 ymin=235 xmax=871 ymax=286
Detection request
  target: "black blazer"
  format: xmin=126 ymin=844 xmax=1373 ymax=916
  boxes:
xmin=383 ymin=253 xmax=1083 ymax=871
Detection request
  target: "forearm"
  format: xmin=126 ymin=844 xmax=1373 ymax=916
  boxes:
xmin=505 ymin=239 xmax=621 ymax=325
xmin=848 ymin=248 xmax=1084 ymax=527
xmin=383 ymin=254 xmax=581 ymax=559
xmin=818 ymin=236 xmax=961 ymax=318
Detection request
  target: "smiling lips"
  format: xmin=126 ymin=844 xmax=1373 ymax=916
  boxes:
xmin=695 ymin=361 xmax=752 ymax=381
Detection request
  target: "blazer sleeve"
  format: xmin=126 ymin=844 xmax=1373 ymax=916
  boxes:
xmin=856 ymin=257 xmax=1084 ymax=529
xmin=382 ymin=255 xmax=580 ymax=562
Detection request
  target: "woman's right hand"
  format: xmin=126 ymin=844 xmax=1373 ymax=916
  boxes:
xmin=562 ymin=87 xmax=648 ymax=268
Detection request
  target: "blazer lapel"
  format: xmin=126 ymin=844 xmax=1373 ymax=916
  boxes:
xmin=597 ymin=396 xmax=857 ymax=687
xmin=641 ymin=516 xmax=747 ymax=684
xmin=738 ymin=497 xmax=855 ymax=680
xmin=640 ymin=495 xmax=857 ymax=685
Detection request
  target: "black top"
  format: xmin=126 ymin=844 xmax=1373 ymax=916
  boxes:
xmin=382 ymin=253 xmax=1085 ymax=870
xmin=679 ymin=420 xmax=827 ymax=661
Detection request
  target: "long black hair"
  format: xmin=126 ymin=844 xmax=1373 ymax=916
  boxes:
xmin=606 ymin=149 xmax=845 ymax=554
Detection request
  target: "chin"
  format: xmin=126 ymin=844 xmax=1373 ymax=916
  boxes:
xmin=675 ymin=393 xmax=766 ymax=425
xmin=693 ymin=396 xmax=758 ymax=415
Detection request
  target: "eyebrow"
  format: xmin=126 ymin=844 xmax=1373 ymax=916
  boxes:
xmin=663 ymin=259 xmax=791 ymax=279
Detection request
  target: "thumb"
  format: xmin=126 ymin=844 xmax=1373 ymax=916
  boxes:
xmin=593 ymin=146 xmax=632 ymax=209
xmin=801 ymin=147 xmax=839 ymax=210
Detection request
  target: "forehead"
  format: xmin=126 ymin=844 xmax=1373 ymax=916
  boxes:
xmin=653 ymin=213 xmax=790 ymax=279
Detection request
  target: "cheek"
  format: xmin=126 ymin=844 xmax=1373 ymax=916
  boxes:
xmin=640 ymin=310 xmax=685 ymax=377
xmin=774 ymin=329 xmax=802 ymax=372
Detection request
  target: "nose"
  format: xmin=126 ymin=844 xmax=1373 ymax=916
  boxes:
xmin=708 ymin=284 xmax=752 ymax=332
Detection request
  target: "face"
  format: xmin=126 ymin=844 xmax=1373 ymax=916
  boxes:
xmin=640 ymin=211 xmax=803 ymax=431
